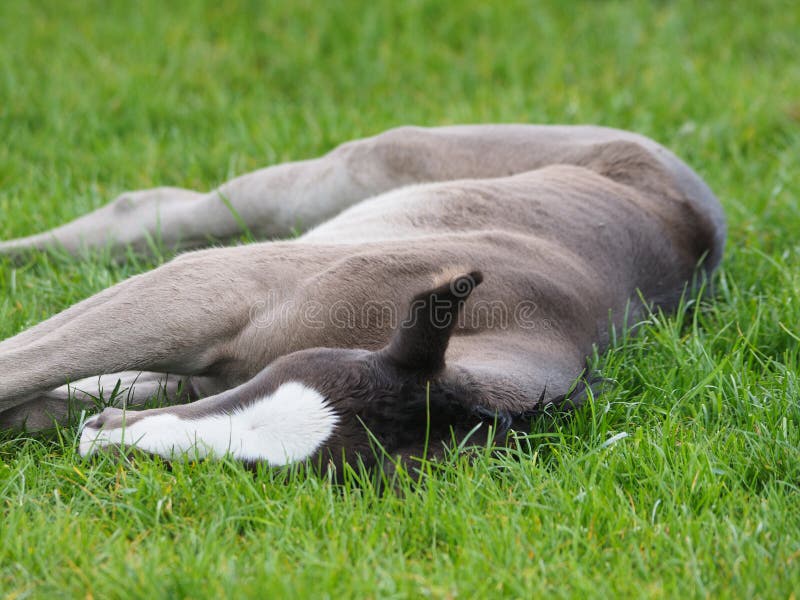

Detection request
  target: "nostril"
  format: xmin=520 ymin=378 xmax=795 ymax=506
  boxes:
xmin=84 ymin=406 xmax=126 ymax=431
xmin=84 ymin=415 xmax=102 ymax=429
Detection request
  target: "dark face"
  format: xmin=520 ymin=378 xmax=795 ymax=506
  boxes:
xmin=240 ymin=271 xmax=496 ymax=472
xmin=255 ymin=347 xmax=456 ymax=471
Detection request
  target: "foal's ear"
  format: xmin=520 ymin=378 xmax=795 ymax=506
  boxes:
xmin=382 ymin=271 xmax=483 ymax=373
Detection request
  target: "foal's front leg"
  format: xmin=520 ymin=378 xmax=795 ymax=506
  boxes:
xmin=0 ymin=245 xmax=288 ymax=415
xmin=0 ymin=371 xmax=196 ymax=430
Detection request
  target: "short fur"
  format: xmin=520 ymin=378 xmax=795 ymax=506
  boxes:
xmin=0 ymin=125 xmax=725 ymax=470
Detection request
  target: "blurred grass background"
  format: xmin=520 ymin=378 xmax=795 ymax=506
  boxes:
xmin=1 ymin=0 xmax=799 ymax=597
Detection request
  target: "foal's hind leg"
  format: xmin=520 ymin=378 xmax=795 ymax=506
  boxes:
xmin=0 ymin=188 xmax=205 ymax=258
xmin=0 ymin=129 xmax=435 ymax=258
xmin=3 ymin=125 xmax=594 ymax=258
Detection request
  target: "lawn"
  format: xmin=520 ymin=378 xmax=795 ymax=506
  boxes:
xmin=1 ymin=0 xmax=799 ymax=597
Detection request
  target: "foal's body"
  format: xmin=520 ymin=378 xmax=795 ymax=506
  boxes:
xmin=0 ymin=125 xmax=724 ymax=468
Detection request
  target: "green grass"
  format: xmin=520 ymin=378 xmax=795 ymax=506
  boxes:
xmin=1 ymin=0 xmax=799 ymax=597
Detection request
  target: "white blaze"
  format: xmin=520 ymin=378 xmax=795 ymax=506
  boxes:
xmin=79 ymin=382 xmax=338 ymax=465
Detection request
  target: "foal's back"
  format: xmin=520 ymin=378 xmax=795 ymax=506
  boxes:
xmin=304 ymin=125 xmax=724 ymax=270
